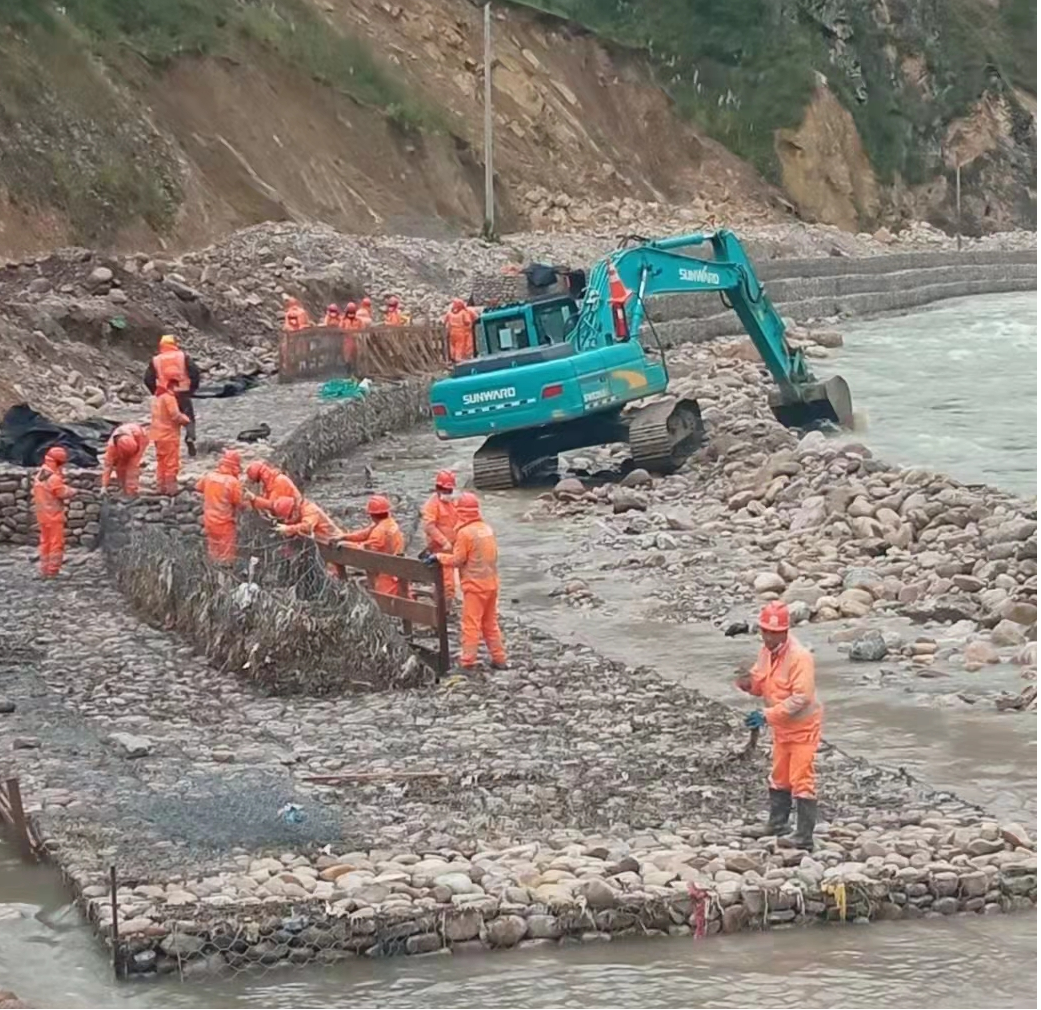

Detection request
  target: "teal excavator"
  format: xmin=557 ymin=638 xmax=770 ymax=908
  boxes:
xmin=430 ymin=229 xmax=853 ymax=489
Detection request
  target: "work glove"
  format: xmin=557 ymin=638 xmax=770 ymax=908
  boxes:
xmin=744 ymin=710 xmax=766 ymax=730
xmin=274 ymin=524 xmax=289 ymax=535
xmin=422 ymin=554 xmax=440 ymax=567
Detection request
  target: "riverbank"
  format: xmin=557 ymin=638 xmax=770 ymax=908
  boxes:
xmin=0 ymin=256 xmax=1036 ymax=983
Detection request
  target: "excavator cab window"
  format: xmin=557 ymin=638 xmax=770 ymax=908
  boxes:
xmin=533 ymin=300 xmax=578 ymax=346
xmin=478 ymin=312 xmax=532 ymax=355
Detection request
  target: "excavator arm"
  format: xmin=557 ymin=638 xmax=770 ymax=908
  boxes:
xmin=572 ymin=230 xmax=852 ymax=427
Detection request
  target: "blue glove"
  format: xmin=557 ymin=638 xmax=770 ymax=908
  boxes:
xmin=423 ymin=554 xmax=439 ymax=567
xmin=745 ymin=710 xmax=766 ymax=730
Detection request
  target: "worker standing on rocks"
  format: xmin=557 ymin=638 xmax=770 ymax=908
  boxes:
xmin=33 ymin=446 xmax=75 ymax=578
xmin=432 ymin=491 xmax=507 ymax=671
xmin=340 ymin=302 xmax=366 ymax=330
xmin=150 ymin=380 xmax=190 ymax=495
xmin=344 ymin=495 xmax=406 ymax=596
xmin=145 ymin=334 xmax=200 ymax=458
xmin=321 ymin=304 xmax=341 ymax=327
xmin=100 ymin=422 xmax=149 ymax=497
xmin=196 ymin=450 xmax=247 ymax=565
xmin=421 ymin=469 xmax=459 ymax=605
xmin=444 ymin=298 xmax=480 ymax=363
xmin=282 ymin=296 xmax=312 ymax=332
xmin=735 ymin=600 xmax=822 ymax=850
xmin=245 ymin=460 xmax=302 ymax=517
xmin=357 ymin=297 xmax=374 ymax=326
xmin=383 ymin=296 xmax=409 ymax=325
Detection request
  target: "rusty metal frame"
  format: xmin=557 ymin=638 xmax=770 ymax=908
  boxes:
xmin=319 ymin=543 xmax=450 ymax=679
xmin=278 ymin=324 xmax=447 ymax=384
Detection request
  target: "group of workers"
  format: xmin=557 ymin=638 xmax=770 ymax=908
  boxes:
xmin=282 ymin=295 xmax=410 ymax=334
xmin=281 ymin=294 xmax=483 ymax=366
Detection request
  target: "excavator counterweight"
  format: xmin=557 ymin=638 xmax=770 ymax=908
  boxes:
xmin=429 ymin=229 xmax=853 ymax=490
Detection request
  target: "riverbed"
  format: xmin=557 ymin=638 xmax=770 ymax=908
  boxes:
xmin=0 ymin=293 xmax=1036 ymax=1007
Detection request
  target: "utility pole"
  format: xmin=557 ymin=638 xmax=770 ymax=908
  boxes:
xmin=482 ymin=2 xmax=496 ymax=239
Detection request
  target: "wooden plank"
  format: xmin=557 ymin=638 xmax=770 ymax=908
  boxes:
xmin=321 ymin=543 xmax=434 ymax=583
xmin=372 ymin=591 xmax=439 ymax=626
xmin=3 ymin=779 xmax=32 ymax=860
xmin=432 ymin=563 xmax=451 ymax=679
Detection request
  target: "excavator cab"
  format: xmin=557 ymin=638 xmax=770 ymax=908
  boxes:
xmin=475 ymin=296 xmax=579 ymax=355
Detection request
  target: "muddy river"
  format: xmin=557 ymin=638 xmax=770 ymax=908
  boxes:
xmin=1 ymin=293 xmax=1036 ymax=1007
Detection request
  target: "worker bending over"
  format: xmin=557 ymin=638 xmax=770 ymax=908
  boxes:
xmin=196 ymin=450 xmax=247 ymax=565
xmin=271 ymin=494 xmax=348 ymax=576
xmin=344 ymin=495 xmax=406 ymax=596
xmin=101 ymin=422 xmax=149 ymax=496
xmin=150 ymin=381 xmax=190 ymax=495
xmin=383 ymin=296 xmax=408 ymax=325
xmin=736 ymin=601 xmax=822 ymax=850
xmin=444 ymin=298 xmax=480 ymax=363
xmin=282 ymin=296 xmax=312 ymax=332
xmin=33 ymin=446 xmax=75 ymax=578
xmin=432 ymin=492 xmax=506 ymax=671
xmin=145 ymin=334 xmax=200 ymax=457
xmin=245 ymin=460 xmax=302 ymax=516
xmin=421 ymin=469 xmax=459 ymax=605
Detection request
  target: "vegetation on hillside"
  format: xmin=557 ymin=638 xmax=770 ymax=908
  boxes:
xmin=510 ymin=0 xmax=1036 ymax=184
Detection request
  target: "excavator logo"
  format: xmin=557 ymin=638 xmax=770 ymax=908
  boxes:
xmin=462 ymin=386 xmax=516 ymax=406
xmin=679 ymin=265 xmax=721 ymax=285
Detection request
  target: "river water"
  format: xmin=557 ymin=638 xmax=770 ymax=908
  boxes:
xmin=1 ymin=293 xmax=1036 ymax=1008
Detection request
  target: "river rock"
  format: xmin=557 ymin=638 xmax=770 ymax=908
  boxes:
xmin=554 ymin=478 xmax=586 ymax=500
xmin=612 ymin=490 xmax=647 ymax=514
xmin=159 ymin=933 xmax=205 ymax=957
xmin=526 ymin=914 xmax=561 ymax=939
xmin=1012 ymin=643 xmax=1037 ymax=666
xmin=434 ymin=872 xmax=481 ymax=895
xmin=620 ymin=468 xmax=652 ymax=488
xmin=753 ymin=571 xmax=786 ymax=594
xmin=108 ymin=732 xmax=153 ymax=758
xmin=848 ymin=630 xmax=887 ymax=662
xmin=990 ymin=620 xmax=1026 ymax=648
xmin=999 ymin=601 xmax=1037 ymax=626
xmin=578 ymin=878 xmax=617 ymax=909
xmin=87 ymin=266 xmax=113 ymax=288
xmin=837 ymin=588 xmax=873 ymax=617
xmin=485 ymin=915 xmax=527 ymax=948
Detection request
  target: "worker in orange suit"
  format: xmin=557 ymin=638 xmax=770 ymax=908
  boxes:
xmin=341 ymin=302 xmax=366 ymax=330
xmin=357 ymin=296 xmax=374 ymax=326
xmin=33 ymin=446 xmax=75 ymax=578
xmin=101 ymin=422 xmax=149 ymax=497
xmin=282 ymin=296 xmax=312 ymax=332
xmin=444 ymin=298 xmax=480 ymax=363
xmin=322 ymin=304 xmax=341 ymax=328
xmin=245 ymin=460 xmax=302 ymax=517
xmin=431 ymin=491 xmax=507 ymax=671
xmin=343 ymin=495 xmax=406 ymax=596
xmin=736 ymin=600 xmax=822 ymax=850
xmin=150 ymin=381 xmax=190 ymax=495
xmin=195 ymin=450 xmax=247 ymax=565
xmin=271 ymin=495 xmax=348 ymax=576
xmin=383 ymin=296 xmax=409 ymax=326
xmin=421 ymin=469 xmax=459 ymax=605
xmin=145 ymin=334 xmax=200 ymax=457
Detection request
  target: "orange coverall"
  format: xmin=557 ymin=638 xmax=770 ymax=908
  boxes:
xmin=195 ymin=459 xmax=245 ymax=564
xmin=275 ymin=498 xmax=346 ymax=575
xmin=437 ymin=517 xmax=506 ymax=668
xmin=421 ymin=492 xmax=458 ymax=602
xmin=383 ymin=308 xmax=409 ymax=326
xmin=150 ymin=390 xmax=189 ymax=494
xmin=743 ymin=636 xmax=822 ymax=798
xmin=33 ymin=460 xmax=74 ymax=577
xmin=249 ymin=466 xmax=303 ymax=516
xmin=101 ymin=423 xmax=149 ymax=496
xmin=444 ymin=306 xmax=479 ymax=363
xmin=283 ymin=299 xmax=312 ymax=332
xmin=345 ymin=516 xmax=405 ymax=596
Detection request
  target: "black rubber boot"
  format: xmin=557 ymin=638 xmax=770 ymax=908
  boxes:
xmin=186 ymin=438 xmax=197 ymax=458
xmin=756 ymin=788 xmax=792 ymax=837
xmin=789 ymin=797 xmax=818 ymax=850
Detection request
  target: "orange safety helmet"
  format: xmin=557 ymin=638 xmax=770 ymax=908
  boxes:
xmin=434 ymin=469 xmax=456 ymax=491
xmin=456 ymin=491 xmax=480 ymax=518
xmin=272 ymin=496 xmax=297 ymax=521
xmin=220 ymin=449 xmax=242 ymax=475
xmin=115 ymin=433 xmax=138 ymax=456
xmin=759 ymin=600 xmax=790 ymax=632
xmin=345 ymin=302 xmax=357 ymax=315
xmin=366 ymin=494 xmax=391 ymax=516
xmin=451 ymin=297 xmax=465 ymax=312
xmin=326 ymin=303 xmax=340 ymax=314
xmin=246 ymin=461 xmax=267 ymax=483
xmin=44 ymin=445 xmax=68 ymax=467
xmin=361 ymin=297 xmax=372 ymax=309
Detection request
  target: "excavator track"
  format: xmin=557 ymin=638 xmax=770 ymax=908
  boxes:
xmin=473 ymin=444 xmax=518 ymax=490
xmin=627 ymin=397 xmax=705 ymax=474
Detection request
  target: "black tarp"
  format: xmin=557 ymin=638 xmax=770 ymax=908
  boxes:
xmin=0 ymin=404 xmax=117 ymax=468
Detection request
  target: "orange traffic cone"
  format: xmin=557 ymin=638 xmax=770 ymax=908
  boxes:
xmin=607 ymin=262 xmax=630 ymax=306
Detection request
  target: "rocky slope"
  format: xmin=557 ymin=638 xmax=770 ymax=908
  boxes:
xmin=0 ymin=0 xmax=1034 ymax=256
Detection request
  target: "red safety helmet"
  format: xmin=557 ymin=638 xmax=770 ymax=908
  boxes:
xmin=451 ymin=297 xmax=465 ymax=312
xmin=367 ymin=494 xmax=391 ymax=516
xmin=45 ymin=445 xmax=68 ymax=466
xmin=361 ymin=297 xmax=372 ymax=308
xmin=272 ymin=496 xmax=297 ymax=520
xmin=326 ymin=303 xmax=340 ymax=314
xmin=345 ymin=302 xmax=357 ymax=315
xmin=387 ymin=295 xmax=399 ymax=308
xmin=758 ymin=600 xmax=790 ymax=632
xmin=116 ymin=434 xmax=137 ymax=456
xmin=434 ymin=469 xmax=456 ymax=491
xmin=246 ymin=461 xmax=267 ymax=483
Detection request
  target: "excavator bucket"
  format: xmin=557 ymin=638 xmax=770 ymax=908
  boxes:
xmin=768 ymin=374 xmax=854 ymax=431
